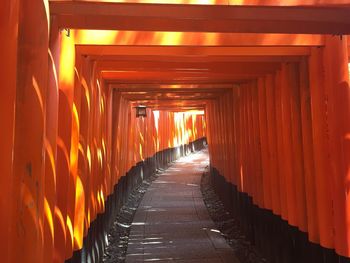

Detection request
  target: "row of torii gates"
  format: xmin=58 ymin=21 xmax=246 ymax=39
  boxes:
xmin=1 ymin=0 xmax=350 ymax=262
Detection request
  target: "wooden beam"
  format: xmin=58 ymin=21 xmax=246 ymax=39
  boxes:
xmin=111 ymin=84 xmax=236 ymax=91
xmin=50 ymin=2 xmax=350 ymax=34
xmin=74 ymin=30 xmax=324 ymax=46
xmin=88 ymin=55 xmax=303 ymax=63
xmin=101 ymin=71 xmax=264 ymax=83
xmin=95 ymin=61 xmax=280 ymax=75
xmin=78 ymin=46 xmax=310 ymax=56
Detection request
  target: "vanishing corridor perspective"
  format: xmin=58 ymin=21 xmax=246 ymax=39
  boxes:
xmin=1 ymin=0 xmax=350 ymax=263
xmin=125 ymin=149 xmax=241 ymax=263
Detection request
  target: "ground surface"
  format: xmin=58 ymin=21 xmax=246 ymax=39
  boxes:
xmin=125 ymin=149 xmax=240 ymax=263
xmin=201 ymin=169 xmax=268 ymax=263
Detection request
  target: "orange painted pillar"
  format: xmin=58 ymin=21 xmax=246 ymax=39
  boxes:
xmin=226 ymin=91 xmax=235 ymax=185
xmin=251 ymin=82 xmax=260 ymax=203
xmin=287 ymin=63 xmax=307 ymax=232
xmin=221 ymin=97 xmax=228 ymax=181
xmin=63 ymin=53 xmax=83 ymax=258
xmin=243 ymin=87 xmax=251 ymax=196
xmin=308 ymin=47 xmax=334 ymax=249
xmin=214 ymin=102 xmax=220 ymax=172
xmin=220 ymin=100 xmax=225 ymax=175
xmin=298 ymin=58 xmax=319 ymax=243
xmin=89 ymin=75 xmax=97 ymax=222
xmin=216 ymin=102 xmax=221 ymax=173
xmin=323 ymin=35 xmax=350 ymax=257
xmin=83 ymin=62 xmax=94 ymax=238
xmin=246 ymin=86 xmax=253 ymax=195
xmin=76 ymin=58 xmax=93 ymax=239
xmin=205 ymin=104 xmax=212 ymax=166
xmin=212 ymin=102 xmax=219 ymax=171
xmin=54 ymin=29 xmax=75 ymax=263
xmin=257 ymin=77 xmax=272 ymax=210
xmin=43 ymin=17 xmax=60 ymax=263
xmin=265 ymin=74 xmax=281 ymax=215
xmin=0 ymin=1 xmax=19 ymax=262
xmin=280 ymin=63 xmax=298 ymax=227
xmin=232 ymin=88 xmax=241 ymax=189
xmin=251 ymin=82 xmax=264 ymax=207
xmin=241 ymin=87 xmax=248 ymax=192
xmin=10 ymin=1 xmax=49 ymax=262
xmin=105 ymin=87 xmax=113 ymax=197
xmin=71 ymin=56 xmax=86 ymax=252
xmin=111 ymin=92 xmax=122 ymax=190
xmin=246 ymin=85 xmax=256 ymax=200
xmin=274 ymin=70 xmax=288 ymax=220
xmin=222 ymin=97 xmax=229 ymax=181
xmin=237 ymin=88 xmax=244 ymax=192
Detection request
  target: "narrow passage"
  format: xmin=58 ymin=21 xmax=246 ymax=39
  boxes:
xmin=126 ymin=149 xmax=240 ymax=263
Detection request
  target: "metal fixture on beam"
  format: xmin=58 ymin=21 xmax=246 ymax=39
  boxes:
xmin=135 ymin=105 xmax=147 ymax=118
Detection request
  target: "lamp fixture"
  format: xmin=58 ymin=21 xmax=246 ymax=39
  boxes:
xmin=135 ymin=105 xmax=147 ymax=118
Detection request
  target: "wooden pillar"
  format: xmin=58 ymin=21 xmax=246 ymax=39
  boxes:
xmin=280 ymin=63 xmax=298 ymax=227
xmin=246 ymin=85 xmax=256 ymax=201
xmin=251 ymin=82 xmax=264 ymax=207
xmin=265 ymin=74 xmax=281 ymax=215
xmin=54 ymin=28 xmax=75 ymax=263
xmin=43 ymin=16 xmax=60 ymax=263
xmin=232 ymin=89 xmax=239 ymax=187
xmin=237 ymin=88 xmax=244 ymax=192
xmin=299 ymin=57 xmax=319 ymax=243
xmin=258 ymin=77 xmax=272 ymax=210
xmin=10 ymin=1 xmax=49 ymax=262
xmin=308 ymin=47 xmax=334 ymax=249
xmin=274 ymin=70 xmax=289 ymax=220
xmin=71 ymin=55 xmax=85 ymax=252
xmin=226 ymin=91 xmax=235 ymax=185
xmin=241 ymin=86 xmax=249 ymax=192
xmin=0 ymin=1 xmax=19 ymax=262
xmin=324 ymin=35 xmax=350 ymax=257
xmin=288 ymin=62 xmax=307 ymax=232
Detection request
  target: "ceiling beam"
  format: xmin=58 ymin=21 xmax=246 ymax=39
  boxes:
xmin=101 ymin=71 xmax=263 ymax=83
xmin=74 ymin=30 xmax=324 ymax=46
xmin=50 ymin=2 xmax=350 ymax=34
xmin=89 ymin=55 xmax=303 ymax=63
xmin=78 ymin=46 xmax=311 ymax=57
xmin=111 ymin=84 xmax=236 ymax=91
xmin=95 ymin=61 xmax=280 ymax=75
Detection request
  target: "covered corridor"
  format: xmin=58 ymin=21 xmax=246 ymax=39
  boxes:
xmin=1 ymin=0 xmax=350 ymax=263
xmin=124 ymin=149 xmax=239 ymax=263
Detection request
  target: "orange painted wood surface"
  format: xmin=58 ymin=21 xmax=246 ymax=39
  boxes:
xmin=0 ymin=0 xmax=19 ymax=262
xmin=3 ymin=1 xmax=350 ymax=262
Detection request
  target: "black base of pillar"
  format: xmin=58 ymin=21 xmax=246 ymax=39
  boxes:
xmin=210 ymin=167 xmax=350 ymax=263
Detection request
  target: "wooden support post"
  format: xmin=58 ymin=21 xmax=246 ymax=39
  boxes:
xmin=308 ymin=46 xmax=334 ymax=249
xmin=324 ymin=35 xmax=350 ymax=257
xmin=54 ymin=28 xmax=75 ymax=263
xmin=258 ymin=77 xmax=272 ymax=210
xmin=43 ymin=16 xmax=60 ymax=263
xmin=265 ymin=74 xmax=281 ymax=215
xmin=10 ymin=1 xmax=49 ymax=262
xmin=0 ymin=1 xmax=19 ymax=262
xmin=288 ymin=62 xmax=307 ymax=232
xmin=299 ymin=58 xmax=319 ymax=243
xmin=280 ymin=63 xmax=298 ymax=227
xmin=274 ymin=70 xmax=288 ymax=220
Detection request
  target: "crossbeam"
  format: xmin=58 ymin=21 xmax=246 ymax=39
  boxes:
xmin=50 ymin=2 xmax=350 ymax=34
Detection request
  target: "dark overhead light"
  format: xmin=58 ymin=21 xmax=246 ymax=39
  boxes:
xmin=135 ymin=105 xmax=147 ymax=118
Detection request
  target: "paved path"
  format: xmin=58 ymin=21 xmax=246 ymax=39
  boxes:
xmin=126 ymin=149 xmax=240 ymax=263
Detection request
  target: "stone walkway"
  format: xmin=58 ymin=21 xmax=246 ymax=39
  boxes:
xmin=126 ymin=149 xmax=240 ymax=263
